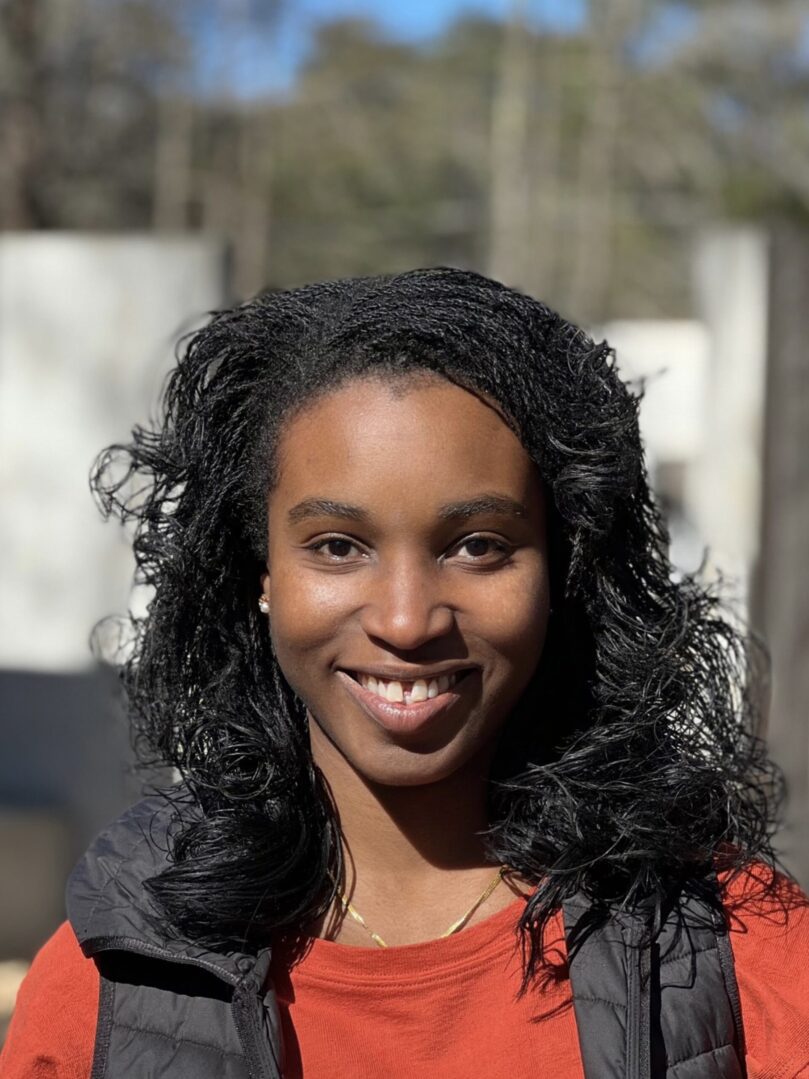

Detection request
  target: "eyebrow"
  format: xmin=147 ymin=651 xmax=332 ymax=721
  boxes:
xmin=287 ymin=493 xmax=528 ymax=526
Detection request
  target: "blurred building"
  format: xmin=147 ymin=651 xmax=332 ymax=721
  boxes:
xmin=0 ymin=234 xmax=226 ymax=969
xmin=598 ymin=227 xmax=808 ymax=887
xmin=595 ymin=228 xmax=768 ymax=617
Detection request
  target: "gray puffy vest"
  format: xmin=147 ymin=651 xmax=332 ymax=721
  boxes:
xmin=66 ymin=797 xmax=747 ymax=1077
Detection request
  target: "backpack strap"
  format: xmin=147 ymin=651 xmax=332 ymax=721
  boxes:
xmin=563 ymin=874 xmax=746 ymax=1078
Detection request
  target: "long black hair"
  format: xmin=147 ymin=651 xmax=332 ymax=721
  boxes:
xmin=90 ymin=266 xmax=786 ymax=992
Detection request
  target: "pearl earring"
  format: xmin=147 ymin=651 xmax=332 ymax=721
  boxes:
xmin=258 ymin=597 xmax=270 ymax=615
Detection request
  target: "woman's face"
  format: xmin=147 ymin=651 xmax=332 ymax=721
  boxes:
xmin=261 ymin=374 xmax=550 ymax=787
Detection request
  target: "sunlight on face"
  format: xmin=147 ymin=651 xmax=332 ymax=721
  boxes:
xmin=262 ymin=374 xmax=550 ymax=787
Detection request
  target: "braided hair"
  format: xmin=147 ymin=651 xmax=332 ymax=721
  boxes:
xmin=90 ymin=266 xmax=785 ymax=992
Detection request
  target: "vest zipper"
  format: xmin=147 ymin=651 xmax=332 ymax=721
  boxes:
xmin=714 ymin=914 xmax=748 ymax=1064
xmin=623 ymin=917 xmax=651 ymax=1079
xmin=232 ymin=976 xmax=283 ymax=1079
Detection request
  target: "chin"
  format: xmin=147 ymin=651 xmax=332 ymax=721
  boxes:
xmin=307 ymin=703 xmax=494 ymax=788
xmin=346 ymin=737 xmax=488 ymax=789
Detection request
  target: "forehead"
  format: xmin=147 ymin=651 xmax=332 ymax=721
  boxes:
xmin=272 ymin=375 xmax=541 ymax=509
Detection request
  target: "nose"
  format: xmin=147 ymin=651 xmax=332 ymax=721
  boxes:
xmin=359 ymin=555 xmax=455 ymax=651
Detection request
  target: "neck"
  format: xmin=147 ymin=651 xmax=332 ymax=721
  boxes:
xmin=310 ymin=720 xmax=495 ymax=887
xmin=302 ymin=717 xmax=529 ymax=946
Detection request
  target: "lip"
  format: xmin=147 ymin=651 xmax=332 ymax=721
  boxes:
xmin=335 ymin=668 xmax=475 ymax=736
xmin=342 ymin=666 xmax=473 ymax=682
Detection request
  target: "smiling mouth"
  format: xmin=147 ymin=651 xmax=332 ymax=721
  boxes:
xmin=343 ymin=668 xmax=474 ymax=706
xmin=335 ymin=667 xmax=475 ymax=736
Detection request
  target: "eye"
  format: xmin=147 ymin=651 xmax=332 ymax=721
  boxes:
xmin=303 ymin=533 xmax=512 ymax=565
xmin=451 ymin=535 xmax=512 ymax=563
xmin=305 ymin=536 xmax=364 ymax=561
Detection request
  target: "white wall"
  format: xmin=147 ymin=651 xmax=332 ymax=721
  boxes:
xmin=0 ymin=234 xmax=226 ymax=671
xmin=691 ymin=228 xmax=769 ymax=610
xmin=594 ymin=230 xmax=769 ymax=622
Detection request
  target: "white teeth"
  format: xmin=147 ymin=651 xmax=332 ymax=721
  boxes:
xmin=355 ymin=670 xmax=464 ymax=703
xmin=409 ymin=679 xmax=428 ymax=703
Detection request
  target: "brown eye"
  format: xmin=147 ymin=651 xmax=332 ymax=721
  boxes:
xmin=307 ymin=537 xmax=362 ymax=560
xmin=453 ymin=536 xmax=512 ymax=562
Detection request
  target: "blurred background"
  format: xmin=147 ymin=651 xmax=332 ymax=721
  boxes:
xmin=2 ymin=0 xmax=808 ymax=1038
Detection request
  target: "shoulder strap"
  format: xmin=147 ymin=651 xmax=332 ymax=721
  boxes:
xmin=89 ymin=938 xmax=282 ymax=1079
xmin=563 ymin=876 xmax=746 ymax=1078
xmin=68 ymin=796 xmax=284 ymax=1079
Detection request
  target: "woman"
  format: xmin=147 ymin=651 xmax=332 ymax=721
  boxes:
xmin=3 ymin=267 xmax=808 ymax=1077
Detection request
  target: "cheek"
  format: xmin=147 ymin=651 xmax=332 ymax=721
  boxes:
xmin=265 ymin=576 xmax=346 ymax=698
xmin=465 ymin=572 xmax=549 ymax=737
xmin=476 ymin=565 xmax=550 ymax=657
xmin=275 ymin=587 xmax=344 ymax=647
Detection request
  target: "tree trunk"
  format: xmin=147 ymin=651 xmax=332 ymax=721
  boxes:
xmin=750 ymin=223 xmax=809 ymax=888
xmin=487 ymin=0 xmax=532 ymax=288
xmin=153 ymin=95 xmax=194 ymax=232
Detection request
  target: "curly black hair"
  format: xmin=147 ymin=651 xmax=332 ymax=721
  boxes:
xmin=90 ymin=266 xmax=787 ymax=994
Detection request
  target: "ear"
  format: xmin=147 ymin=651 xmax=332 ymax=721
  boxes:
xmin=260 ymin=566 xmax=270 ymax=608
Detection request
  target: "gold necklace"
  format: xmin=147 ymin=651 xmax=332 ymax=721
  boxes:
xmin=331 ymin=867 xmax=507 ymax=948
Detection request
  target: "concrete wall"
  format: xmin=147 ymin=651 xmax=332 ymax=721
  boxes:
xmin=0 ymin=233 xmax=226 ymax=671
xmin=0 ymin=234 xmax=226 ymax=959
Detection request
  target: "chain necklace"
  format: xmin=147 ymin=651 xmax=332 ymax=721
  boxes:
xmin=330 ymin=867 xmax=507 ymax=948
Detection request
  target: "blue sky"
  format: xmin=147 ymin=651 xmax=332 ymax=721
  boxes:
xmin=197 ymin=0 xmax=587 ymax=97
xmin=293 ymin=0 xmax=586 ymax=41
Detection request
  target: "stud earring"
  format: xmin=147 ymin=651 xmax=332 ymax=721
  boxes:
xmin=258 ymin=597 xmax=270 ymax=615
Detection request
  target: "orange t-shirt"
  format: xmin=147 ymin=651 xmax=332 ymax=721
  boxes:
xmin=270 ymin=894 xmax=582 ymax=1078
xmin=3 ymin=864 xmax=809 ymax=1078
